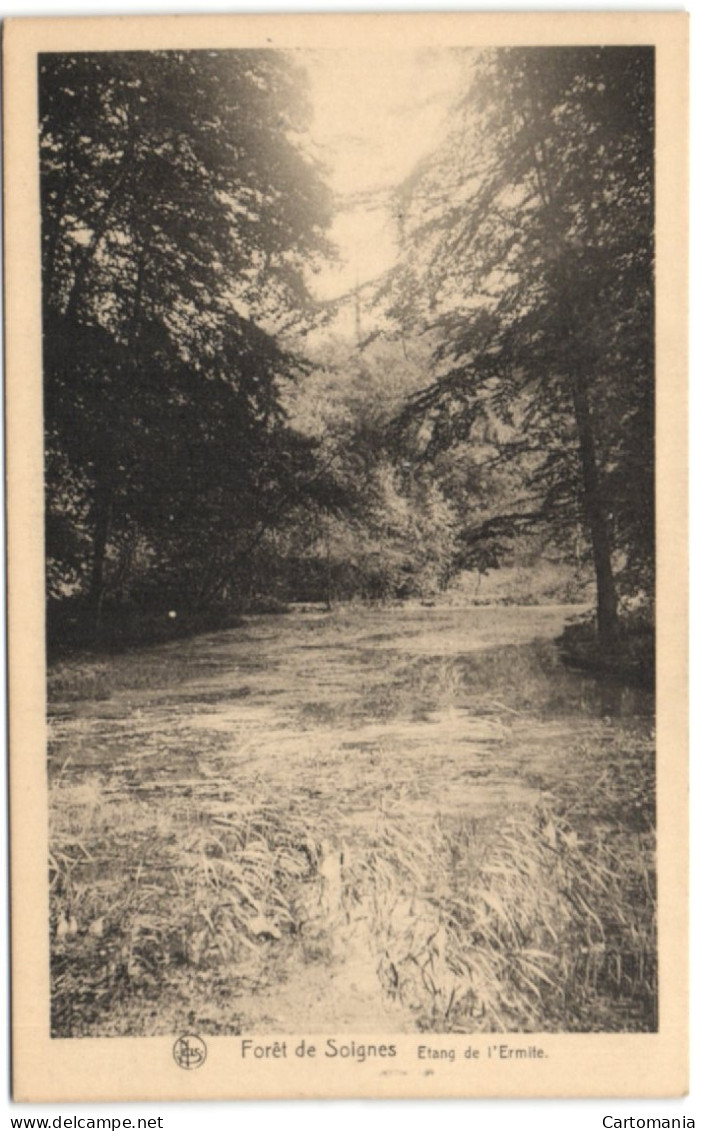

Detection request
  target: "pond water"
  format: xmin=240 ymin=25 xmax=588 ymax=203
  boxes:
xmin=49 ymin=603 xmax=653 ymax=824
xmin=48 ymin=603 xmax=655 ymax=1035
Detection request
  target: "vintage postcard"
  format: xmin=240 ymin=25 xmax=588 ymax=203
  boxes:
xmin=4 ymin=10 xmax=688 ymax=1102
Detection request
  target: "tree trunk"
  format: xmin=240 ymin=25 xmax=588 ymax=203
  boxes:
xmin=325 ymin=522 xmax=333 ymax=611
xmin=570 ymin=371 xmax=620 ymax=650
xmin=522 ymin=125 xmax=621 ymax=651
xmin=88 ymin=485 xmax=113 ymax=628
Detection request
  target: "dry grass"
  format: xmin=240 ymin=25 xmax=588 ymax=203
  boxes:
xmin=50 ymin=770 xmax=342 ymax=1035
xmin=48 ymin=608 xmax=656 ymax=1036
xmin=368 ymin=804 xmax=655 ymax=1033
xmin=47 ymin=648 xmax=229 ymax=703
xmin=50 ymin=751 xmax=655 ymax=1035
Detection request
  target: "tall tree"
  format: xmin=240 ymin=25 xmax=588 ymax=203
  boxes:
xmin=387 ymin=47 xmax=654 ymax=647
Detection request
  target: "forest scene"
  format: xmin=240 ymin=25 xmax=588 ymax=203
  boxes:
xmin=44 ymin=46 xmax=656 ymax=1037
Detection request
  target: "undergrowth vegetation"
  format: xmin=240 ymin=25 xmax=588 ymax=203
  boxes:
xmin=50 ymin=777 xmax=333 ymax=1035
xmin=47 ymin=640 xmax=229 ymax=702
xmin=48 ymin=608 xmax=655 ymax=1035
xmin=372 ymin=801 xmax=655 ymax=1032
xmin=50 ymin=735 xmax=655 ymax=1035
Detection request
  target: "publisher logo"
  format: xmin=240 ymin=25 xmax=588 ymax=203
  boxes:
xmin=173 ymin=1033 xmax=207 ymax=1070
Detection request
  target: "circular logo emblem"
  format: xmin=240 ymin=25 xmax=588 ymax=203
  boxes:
xmin=173 ymin=1033 xmax=207 ymax=1070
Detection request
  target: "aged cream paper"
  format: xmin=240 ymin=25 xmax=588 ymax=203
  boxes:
xmin=4 ymin=10 xmax=688 ymax=1101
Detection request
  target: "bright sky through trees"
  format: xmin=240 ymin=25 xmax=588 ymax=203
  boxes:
xmin=301 ymin=49 xmax=466 ymax=301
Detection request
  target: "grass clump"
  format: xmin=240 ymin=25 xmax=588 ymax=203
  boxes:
xmin=47 ymin=642 xmax=229 ymax=704
xmin=49 ymin=773 xmax=335 ymax=1037
xmin=334 ymin=716 xmax=656 ymax=1034
xmin=367 ymin=797 xmax=655 ymax=1033
xmin=559 ymin=610 xmax=654 ymax=687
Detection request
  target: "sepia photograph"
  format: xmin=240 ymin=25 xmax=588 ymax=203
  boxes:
xmin=4 ymin=11 xmax=688 ymax=1101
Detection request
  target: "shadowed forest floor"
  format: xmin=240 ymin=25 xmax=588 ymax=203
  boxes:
xmin=48 ymin=605 xmax=656 ymax=1037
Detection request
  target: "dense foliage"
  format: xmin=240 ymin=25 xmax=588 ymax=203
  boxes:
xmin=43 ymin=48 xmax=654 ymax=657
xmin=384 ymin=48 xmax=655 ymax=647
xmin=41 ymin=50 xmax=334 ymax=631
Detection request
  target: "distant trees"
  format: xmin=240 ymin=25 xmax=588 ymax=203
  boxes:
xmin=281 ymin=336 xmax=459 ymax=602
xmin=41 ymin=50 xmax=332 ymax=623
xmin=385 ymin=48 xmax=655 ymax=647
